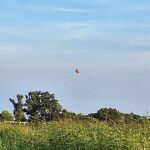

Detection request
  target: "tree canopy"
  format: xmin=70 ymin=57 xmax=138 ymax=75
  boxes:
xmin=7 ymin=90 xmax=149 ymax=124
xmin=24 ymin=91 xmax=62 ymax=122
xmin=0 ymin=110 xmax=14 ymax=121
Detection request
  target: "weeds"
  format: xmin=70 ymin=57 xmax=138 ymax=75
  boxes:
xmin=0 ymin=120 xmax=150 ymax=150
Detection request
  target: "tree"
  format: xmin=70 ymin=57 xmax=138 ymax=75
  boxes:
xmin=61 ymin=109 xmax=78 ymax=120
xmin=89 ymin=108 xmax=122 ymax=122
xmin=124 ymin=112 xmax=141 ymax=124
xmin=9 ymin=94 xmax=26 ymax=122
xmin=24 ymin=91 xmax=62 ymax=122
xmin=0 ymin=110 xmax=14 ymax=121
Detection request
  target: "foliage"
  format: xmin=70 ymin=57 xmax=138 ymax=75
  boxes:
xmin=0 ymin=120 xmax=150 ymax=150
xmin=124 ymin=112 xmax=141 ymax=124
xmin=24 ymin=91 xmax=62 ymax=122
xmin=5 ymin=91 xmax=150 ymax=149
xmin=0 ymin=111 xmax=14 ymax=121
xmin=61 ymin=109 xmax=79 ymax=120
xmin=9 ymin=91 xmax=62 ymax=122
xmin=9 ymin=91 xmax=146 ymax=124
xmin=89 ymin=108 xmax=122 ymax=122
xmin=9 ymin=95 xmax=26 ymax=122
xmin=88 ymin=108 xmax=145 ymax=124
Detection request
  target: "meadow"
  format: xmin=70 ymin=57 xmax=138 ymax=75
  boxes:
xmin=0 ymin=120 xmax=150 ymax=150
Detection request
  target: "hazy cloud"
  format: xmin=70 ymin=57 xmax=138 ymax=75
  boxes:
xmin=0 ymin=0 xmax=150 ymax=115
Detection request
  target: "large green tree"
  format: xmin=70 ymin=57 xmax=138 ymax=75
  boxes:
xmin=9 ymin=94 xmax=26 ymax=122
xmin=24 ymin=91 xmax=62 ymax=122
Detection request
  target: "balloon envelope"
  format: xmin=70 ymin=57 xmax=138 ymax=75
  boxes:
xmin=75 ymin=69 xmax=80 ymax=74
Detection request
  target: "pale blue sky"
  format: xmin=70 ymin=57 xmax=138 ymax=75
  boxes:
xmin=0 ymin=0 xmax=150 ymax=115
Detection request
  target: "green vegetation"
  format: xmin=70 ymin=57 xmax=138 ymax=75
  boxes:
xmin=0 ymin=111 xmax=14 ymax=121
xmin=0 ymin=91 xmax=150 ymax=149
xmin=0 ymin=120 xmax=150 ymax=150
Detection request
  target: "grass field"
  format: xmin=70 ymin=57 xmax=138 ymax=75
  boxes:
xmin=0 ymin=120 xmax=150 ymax=150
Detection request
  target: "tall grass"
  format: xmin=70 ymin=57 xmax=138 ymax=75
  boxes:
xmin=0 ymin=120 xmax=150 ymax=150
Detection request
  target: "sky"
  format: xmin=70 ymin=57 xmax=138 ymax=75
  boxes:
xmin=0 ymin=0 xmax=150 ymax=116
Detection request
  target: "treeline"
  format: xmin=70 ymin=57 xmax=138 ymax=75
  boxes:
xmin=88 ymin=108 xmax=148 ymax=124
xmin=0 ymin=91 xmax=149 ymax=124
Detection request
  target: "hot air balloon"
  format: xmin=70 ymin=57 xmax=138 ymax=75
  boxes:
xmin=75 ymin=68 xmax=80 ymax=74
